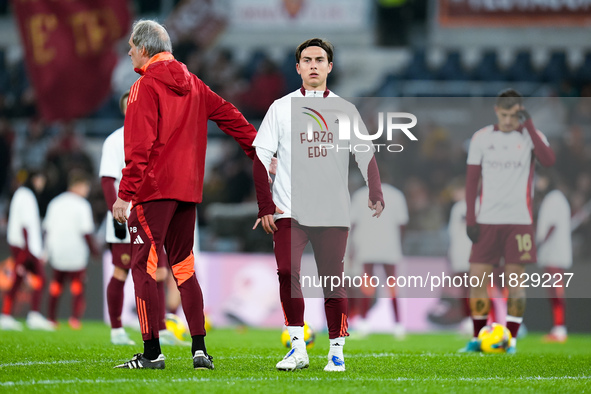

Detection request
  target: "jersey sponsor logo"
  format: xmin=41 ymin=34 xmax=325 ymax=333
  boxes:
xmin=133 ymin=235 xmax=144 ymax=245
xmin=121 ymin=253 xmax=131 ymax=265
xmin=483 ymin=160 xmax=524 ymax=170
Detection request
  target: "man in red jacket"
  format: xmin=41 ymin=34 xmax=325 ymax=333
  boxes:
xmin=113 ymin=20 xmax=256 ymax=370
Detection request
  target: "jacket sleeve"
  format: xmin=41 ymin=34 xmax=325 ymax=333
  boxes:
xmin=118 ymin=78 xmax=159 ymax=202
xmin=522 ymin=119 xmax=556 ymax=167
xmin=205 ymin=84 xmax=257 ymax=159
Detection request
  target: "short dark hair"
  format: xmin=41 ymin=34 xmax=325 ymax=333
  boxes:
xmin=295 ymin=38 xmax=334 ymax=63
xmin=68 ymin=169 xmax=91 ymax=188
xmin=119 ymin=90 xmax=130 ymax=115
xmin=496 ymin=88 xmax=523 ymax=109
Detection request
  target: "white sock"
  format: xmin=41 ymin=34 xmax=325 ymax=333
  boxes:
xmin=287 ymin=326 xmax=306 ymax=351
xmin=329 ymin=337 xmax=345 ymax=358
xmin=509 ymin=337 xmax=517 ymax=348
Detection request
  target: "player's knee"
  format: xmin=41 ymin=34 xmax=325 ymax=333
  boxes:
xmin=49 ymin=281 xmax=62 ymax=296
xmin=29 ymin=274 xmax=44 ymax=291
xmin=113 ymin=267 xmax=128 ymax=281
xmin=156 ymin=267 xmax=168 ymax=282
xmin=276 ymin=267 xmax=292 ymax=280
xmin=70 ymin=280 xmax=83 ymax=296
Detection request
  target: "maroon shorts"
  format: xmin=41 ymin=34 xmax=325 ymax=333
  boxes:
xmin=109 ymin=243 xmax=168 ymax=270
xmin=469 ymin=224 xmax=537 ymax=266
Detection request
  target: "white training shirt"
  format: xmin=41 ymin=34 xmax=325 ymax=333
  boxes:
xmin=98 ymin=127 xmax=130 ymax=244
xmin=253 ymin=89 xmax=375 ymax=227
xmin=536 ymin=190 xmax=572 ymax=268
xmin=350 ymin=184 xmax=408 ymax=265
xmin=43 ymin=192 xmax=94 ymax=271
xmin=448 ymin=200 xmax=472 ymax=274
xmin=467 ymin=126 xmax=550 ymax=225
xmin=7 ymin=186 xmax=44 ymax=259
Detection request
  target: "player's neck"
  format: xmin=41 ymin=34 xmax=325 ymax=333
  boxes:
xmin=302 ymin=82 xmax=327 ymax=92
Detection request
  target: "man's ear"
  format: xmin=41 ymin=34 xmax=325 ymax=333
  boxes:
xmin=296 ymin=62 xmax=301 ymax=75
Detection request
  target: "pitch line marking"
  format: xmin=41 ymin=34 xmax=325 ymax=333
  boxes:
xmin=1 ymin=375 xmax=590 ymax=387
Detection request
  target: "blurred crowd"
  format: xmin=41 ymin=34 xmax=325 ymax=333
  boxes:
xmin=0 ymin=44 xmax=590 ymax=261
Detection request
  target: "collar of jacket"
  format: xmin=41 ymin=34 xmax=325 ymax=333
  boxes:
xmin=135 ymin=52 xmax=175 ymax=75
xmin=300 ymin=86 xmax=330 ymax=98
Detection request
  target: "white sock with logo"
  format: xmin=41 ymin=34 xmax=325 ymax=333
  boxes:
xmin=328 ymin=337 xmax=345 ymax=359
xmin=287 ymin=326 xmax=306 ymax=352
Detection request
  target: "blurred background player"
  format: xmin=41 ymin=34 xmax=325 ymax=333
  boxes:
xmin=112 ymin=20 xmax=257 ymax=370
xmin=428 ymin=177 xmax=472 ymax=333
xmin=535 ymin=170 xmax=572 ymax=343
xmin=44 ymin=170 xmax=97 ymax=329
xmin=462 ymin=89 xmax=555 ymax=354
xmin=349 ymin=180 xmax=408 ymax=339
xmin=252 ymin=38 xmax=384 ymax=372
xmin=99 ymin=91 xmax=179 ymax=346
xmin=1 ymin=169 xmax=54 ymax=331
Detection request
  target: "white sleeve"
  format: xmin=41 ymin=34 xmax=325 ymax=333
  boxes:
xmin=466 ymin=132 xmax=483 ymax=165
xmin=253 ymin=103 xmax=279 ymax=153
xmin=350 ymin=106 xmax=375 ymax=184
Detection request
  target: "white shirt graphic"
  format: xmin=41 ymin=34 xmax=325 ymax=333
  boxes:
xmin=467 ymin=126 xmax=550 ymax=225
xmin=253 ymin=89 xmax=375 ymax=227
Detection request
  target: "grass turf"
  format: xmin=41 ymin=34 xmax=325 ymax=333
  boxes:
xmin=1 ymin=321 xmax=590 ymax=393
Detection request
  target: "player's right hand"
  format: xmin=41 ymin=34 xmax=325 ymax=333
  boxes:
xmin=113 ymin=218 xmax=127 ymax=240
xmin=467 ymin=224 xmax=480 ymax=244
xmin=252 ymin=206 xmax=284 ymax=234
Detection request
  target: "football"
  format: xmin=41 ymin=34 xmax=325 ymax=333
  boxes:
xmin=165 ymin=313 xmax=190 ymax=341
xmin=478 ymin=323 xmax=512 ymax=353
xmin=281 ymin=321 xmax=316 ymax=349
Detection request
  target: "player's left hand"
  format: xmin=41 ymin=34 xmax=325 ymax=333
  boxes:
xmin=517 ymin=107 xmax=530 ymax=122
xmin=368 ymin=199 xmax=384 ymax=218
xmin=113 ymin=197 xmax=130 ymax=224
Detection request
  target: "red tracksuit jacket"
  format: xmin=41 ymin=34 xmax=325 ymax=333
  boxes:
xmin=118 ymin=52 xmax=256 ymax=204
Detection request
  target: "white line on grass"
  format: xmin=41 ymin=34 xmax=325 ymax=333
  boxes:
xmin=0 ymin=352 xmax=475 ymax=368
xmin=1 ymin=375 xmax=590 ymax=387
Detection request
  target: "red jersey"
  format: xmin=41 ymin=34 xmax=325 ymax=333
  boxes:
xmin=119 ymin=52 xmax=256 ymax=204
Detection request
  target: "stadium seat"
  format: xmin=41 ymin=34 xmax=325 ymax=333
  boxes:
xmin=435 ymin=51 xmax=469 ymax=81
xmin=401 ymin=48 xmax=434 ymax=80
xmin=280 ymin=51 xmax=303 ymax=92
xmin=573 ymin=51 xmax=591 ymax=84
xmin=470 ymin=50 xmax=505 ymax=82
xmin=505 ymin=50 xmax=541 ymax=82
xmin=540 ymin=51 xmax=570 ymax=84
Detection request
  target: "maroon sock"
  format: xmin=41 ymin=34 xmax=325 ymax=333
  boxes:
xmin=177 ymin=274 xmax=206 ymax=336
xmin=550 ymin=297 xmax=565 ymax=327
xmin=48 ymin=294 xmax=59 ymax=322
xmin=506 ymin=316 xmax=522 ymax=339
xmin=107 ymin=277 xmax=125 ymax=329
xmin=157 ymin=280 xmax=167 ymax=331
xmin=30 ymin=275 xmax=45 ymax=312
xmin=391 ymin=298 xmax=399 ymax=322
xmin=71 ymin=280 xmax=85 ymax=320
xmin=2 ymin=274 xmax=24 ymax=315
xmin=472 ymin=317 xmax=488 ymax=338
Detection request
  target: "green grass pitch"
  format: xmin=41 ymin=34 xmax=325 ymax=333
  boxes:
xmin=1 ymin=321 xmax=590 ymax=393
